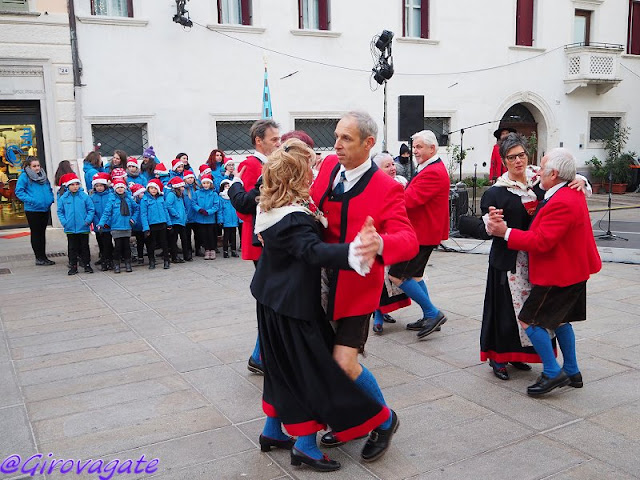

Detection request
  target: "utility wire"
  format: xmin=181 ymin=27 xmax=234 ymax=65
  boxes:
xmin=621 ymin=63 xmax=640 ymax=80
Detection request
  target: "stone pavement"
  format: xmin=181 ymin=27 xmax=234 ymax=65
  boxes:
xmin=0 ymin=228 xmax=639 ymax=480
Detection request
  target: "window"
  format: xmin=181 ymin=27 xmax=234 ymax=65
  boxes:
xmin=423 ymin=117 xmax=450 ymax=147
xmin=516 ymin=0 xmax=534 ymax=46
xmin=403 ymin=0 xmax=429 ymax=39
xmin=91 ymin=123 xmax=148 ymax=157
xmin=574 ymin=9 xmax=592 ymax=45
xmin=589 ymin=116 xmax=621 ymax=144
xmin=217 ymin=0 xmax=252 ymax=25
xmin=628 ymin=0 xmax=640 ymax=55
xmin=294 ymin=118 xmax=339 ymax=151
xmin=298 ymin=0 xmax=330 ymax=30
xmin=91 ymin=0 xmax=133 ymax=17
xmin=216 ymin=120 xmax=256 ymax=154
xmin=0 ymin=0 xmax=28 ymax=12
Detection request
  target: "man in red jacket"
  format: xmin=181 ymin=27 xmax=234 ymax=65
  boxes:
xmin=487 ymin=148 xmax=601 ymax=396
xmin=388 ymin=130 xmax=451 ymax=339
xmin=311 ymin=111 xmax=418 ymax=462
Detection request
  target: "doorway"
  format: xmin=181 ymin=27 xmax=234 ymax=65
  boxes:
xmin=499 ymin=104 xmax=539 ymax=165
xmin=0 ymin=100 xmax=46 ymax=229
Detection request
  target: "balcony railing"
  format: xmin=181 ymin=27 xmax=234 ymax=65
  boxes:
xmin=564 ymin=43 xmax=623 ymax=95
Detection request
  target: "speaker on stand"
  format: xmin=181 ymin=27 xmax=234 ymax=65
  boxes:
xmin=398 ymin=95 xmax=425 ymax=179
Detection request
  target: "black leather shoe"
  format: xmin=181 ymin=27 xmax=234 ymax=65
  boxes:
xmin=290 ymin=448 xmax=340 ymax=472
xmin=361 ymin=410 xmax=399 ymax=462
xmin=319 ymin=431 xmax=344 ymax=448
xmin=163 ymin=260 xmax=170 ymax=269
xmin=124 ymin=261 xmax=133 ymax=273
xmin=148 ymin=260 xmax=156 ymax=270
xmin=43 ymin=258 xmax=55 ymax=265
xmin=527 ymin=371 xmax=570 ymax=396
xmin=383 ymin=314 xmax=396 ymax=323
xmin=68 ymin=266 xmax=78 ymax=275
xmin=113 ymin=263 xmax=121 ymax=274
xmin=84 ymin=265 xmax=94 ymax=274
xmin=35 ymin=258 xmax=47 ymax=266
xmin=510 ymin=362 xmax=532 ymax=371
xmin=417 ymin=312 xmax=447 ymax=339
xmin=174 ymin=257 xmax=185 ymax=263
xmin=568 ymin=372 xmax=583 ymax=388
xmin=101 ymin=262 xmax=109 ymax=271
xmin=373 ymin=323 xmax=383 ymax=334
xmin=259 ymin=434 xmax=295 ymax=452
xmin=489 ymin=360 xmax=509 ymax=380
xmin=406 ymin=318 xmax=428 ymax=331
xmin=248 ymin=356 xmax=264 ymax=375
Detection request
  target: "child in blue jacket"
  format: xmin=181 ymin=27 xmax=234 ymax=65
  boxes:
xmin=130 ymin=184 xmax=146 ymax=264
xmin=90 ymin=172 xmax=114 ymax=271
xmin=191 ymin=174 xmax=220 ymax=260
xmin=98 ymin=179 xmax=137 ymax=273
xmin=219 ymin=179 xmax=239 ymax=258
xmin=140 ymin=179 xmax=172 ymax=269
xmin=57 ymin=173 xmax=95 ymax=275
xmin=183 ymin=170 xmax=199 ymax=260
xmin=165 ymin=177 xmax=188 ymax=263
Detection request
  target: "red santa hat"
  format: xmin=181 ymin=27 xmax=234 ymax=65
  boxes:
xmin=168 ymin=177 xmax=185 ymax=189
xmin=126 ymin=157 xmax=139 ymax=168
xmin=183 ymin=170 xmax=195 ymax=180
xmin=171 ymin=158 xmax=184 ymax=171
xmin=154 ymin=163 xmax=169 ymax=176
xmin=130 ymin=183 xmax=145 ymax=198
xmin=200 ymin=174 xmax=214 ymax=184
xmin=112 ymin=178 xmax=127 ymax=190
xmin=60 ymin=173 xmax=81 ymax=187
xmin=92 ymin=172 xmax=111 ymax=187
xmin=199 ymin=164 xmax=211 ymax=175
xmin=110 ymin=168 xmax=127 ymax=181
xmin=146 ymin=178 xmax=164 ymax=194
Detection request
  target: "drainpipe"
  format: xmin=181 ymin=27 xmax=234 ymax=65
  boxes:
xmin=67 ymin=0 xmax=84 ymax=161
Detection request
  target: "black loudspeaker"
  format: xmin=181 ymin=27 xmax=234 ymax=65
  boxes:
xmin=398 ymin=95 xmax=424 ymax=140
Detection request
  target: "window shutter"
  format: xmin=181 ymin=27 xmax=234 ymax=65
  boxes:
xmin=629 ymin=1 xmax=640 ymax=54
xmin=516 ymin=0 xmax=534 ymax=46
xmin=318 ymin=0 xmax=329 ymax=30
xmin=126 ymin=0 xmax=133 ymax=18
xmin=402 ymin=0 xmax=406 ymax=36
xmin=420 ymin=0 xmax=429 ymax=39
xmin=298 ymin=0 xmax=303 ymax=29
xmin=241 ymin=0 xmax=252 ymax=25
xmin=216 ymin=0 xmax=222 ymax=23
xmin=0 ymin=0 xmax=29 ymax=12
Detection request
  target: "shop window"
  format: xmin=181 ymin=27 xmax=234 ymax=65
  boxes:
xmin=516 ymin=0 xmax=534 ymax=46
xmin=298 ymin=0 xmax=330 ymax=30
xmin=91 ymin=0 xmax=133 ymax=17
xmin=423 ymin=117 xmax=450 ymax=147
xmin=216 ymin=120 xmax=256 ymax=154
xmin=589 ymin=116 xmax=621 ymax=145
xmin=628 ymin=0 xmax=640 ymax=55
xmin=91 ymin=123 xmax=148 ymax=157
xmin=403 ymin=0 xmax=429 ymax=39
xmin=0 ymin=0 xmax=29 ymax=12
xmin=217 ymin=0 xmax=252 ymax=25
xmin=294 ymin=118 xmax=339 ymax=150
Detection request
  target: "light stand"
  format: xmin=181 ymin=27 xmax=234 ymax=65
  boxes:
xmin=472 ymin=163 xmax=478 ymax=216
xmin=371 ymin=30 xmax=394 ymax=152
xmin=173 ymin=0 xmax=193 ymax=27
xmin=595 ymin=169 xmax=628 ymax=241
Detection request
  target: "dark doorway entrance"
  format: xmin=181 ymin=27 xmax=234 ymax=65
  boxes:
xmin=500 ymin=104 xmax=539 ymax=165
xmin=0 ymin=100 xmax=46 ymax=229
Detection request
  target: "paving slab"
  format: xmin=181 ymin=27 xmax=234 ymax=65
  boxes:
xmin=148 ymin=334 xmax=222 ymax=372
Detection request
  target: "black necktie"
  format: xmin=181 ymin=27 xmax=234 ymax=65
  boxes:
xmin=333 ymin=171 xmax=346 ymax=195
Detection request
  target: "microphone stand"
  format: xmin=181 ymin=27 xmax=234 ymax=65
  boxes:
xmin=595 ymin=169 xmax=628 ymax=241
xmin=447 ymin=120 xmax=503 ymax=182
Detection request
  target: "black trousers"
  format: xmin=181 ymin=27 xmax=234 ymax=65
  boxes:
xmin=169 ymin=224 xmax=188 ymax=260
xmin=95 ymin=231 xmax=113 ymax=262
xmin=237 ymin=222 xmax=242 ymax=247
xmin=25 ymin=211 xmax=49 ymax=260
xmin=148 ymin=224 xmax=169 ymax=261
xmin=133 ymin=231 xmax=145 ymax=258
xmin=223 ymin=226 xmax=237 ymax=251
xmin=199 ymin=223 xmax=216 ymax=250
xmin=186 ymin=222 xmax=200 ymax=253
xmin=113 ymin=237 xmax=131 ymax=262
xmin=67 ymin=233 xmax=90 ymax=267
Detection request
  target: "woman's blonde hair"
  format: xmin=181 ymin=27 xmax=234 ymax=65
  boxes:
xmin=259 ymin=138 xmax=314 ymax=212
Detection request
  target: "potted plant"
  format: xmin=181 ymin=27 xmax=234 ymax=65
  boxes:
xmin=585 ymin=156 xmax=607 ymax=193
xmin=603 ymin=125 xmax=634 ymax=194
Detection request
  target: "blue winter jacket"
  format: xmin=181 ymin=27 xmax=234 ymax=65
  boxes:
xmin=131 ymin=197 xmax=144 ymax=232
xmin=156 ymin=174 xmax=170 ymax=186
xmin=140 ymin=192 xmax=172 ymax=231
xmin=165 ymin=190 xmax=187 ymax=226
xmin=191 ymin=188 xmax=220 ymax=224
xmin=90 ymin=189 xmax=114 ymax=230
xmin=127 ymin=172 xmax=147 ymax=187
xmin=169 ymin=171 xmax=184 ymax=180
xmin=57 ymin=190 xmax=95 ymax=234
xmin=218 ymin=195 xmax=239 ymax=228
xmin=184 ymin=185 xmax=197 ymax=223
xmin=15 ymin=173 xmax=54 ymax=212
xmin=99 ymin=194 xmax=137 ymax=231
xmin=211 ymin=163 xmax=224 ymax=190
xmin=83 ymin=161 xmax=103 ymax=190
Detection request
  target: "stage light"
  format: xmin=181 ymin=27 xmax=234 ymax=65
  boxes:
xmin=375 ymin=30 xmax=394 ymax=52
xmin=173 ymin=0 xmax=193 ymax=27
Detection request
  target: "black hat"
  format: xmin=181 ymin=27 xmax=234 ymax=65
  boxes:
xmin=399 ymin=143 xmax=410 ymax=155
xmin=493 ymin=125 xmax=517 ymax=140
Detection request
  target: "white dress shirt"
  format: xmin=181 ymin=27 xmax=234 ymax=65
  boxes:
xmin=332 ymin=159 xmax=373 ymax=193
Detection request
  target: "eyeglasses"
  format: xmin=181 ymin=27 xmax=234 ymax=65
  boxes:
xmin=505 ymin=151 xmax=527 ymax=162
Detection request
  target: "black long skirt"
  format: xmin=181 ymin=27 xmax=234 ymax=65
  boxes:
xmin=480 ymin=266 xmax=555 ymax=363
xmin=258 ymin=302 xmax=389 ymax=442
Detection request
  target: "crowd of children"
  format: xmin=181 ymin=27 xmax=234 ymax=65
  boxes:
xmin=57 ymin=148 xmax=241 ymax=275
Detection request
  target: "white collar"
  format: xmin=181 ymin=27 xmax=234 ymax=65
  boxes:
xmin=339 ymin=159 xmax=372 ymax=182
xmin=544 ymin=181 xmax=568 ymax=200
xmin=417 ymin=156 xmax=439 ymax=173
xmin=253 ymin=151 xmax=268 ymax=164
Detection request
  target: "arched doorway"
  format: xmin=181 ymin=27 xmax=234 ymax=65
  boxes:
xmin=500 ymin=104 xmax=539 ymax=165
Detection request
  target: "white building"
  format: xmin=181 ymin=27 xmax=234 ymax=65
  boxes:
xmin=64 ymin=0 xmax=640 ymax=181
xmin=0 ymin=0 xmax=76 ymax=228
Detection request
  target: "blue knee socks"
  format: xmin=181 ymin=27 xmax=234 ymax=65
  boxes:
xmin=555 ymin=323 xmax=579 ymax=376
xmin=262 ymin=416 xmax=289 ymax=441
xmin=355 ymin=365 xmax=392 ymax=429
xmin=251 ymin=336 xmax=262 ymax=365
xmin=399 ymin=279 xmax=439 ymax=319
xmin=373 ymin=310 xmax=384 ymax=327
xmin=294 ymin=433 xmax=322 ymax=459
xmin=525 ymin=325 xmax=561 ymax=378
